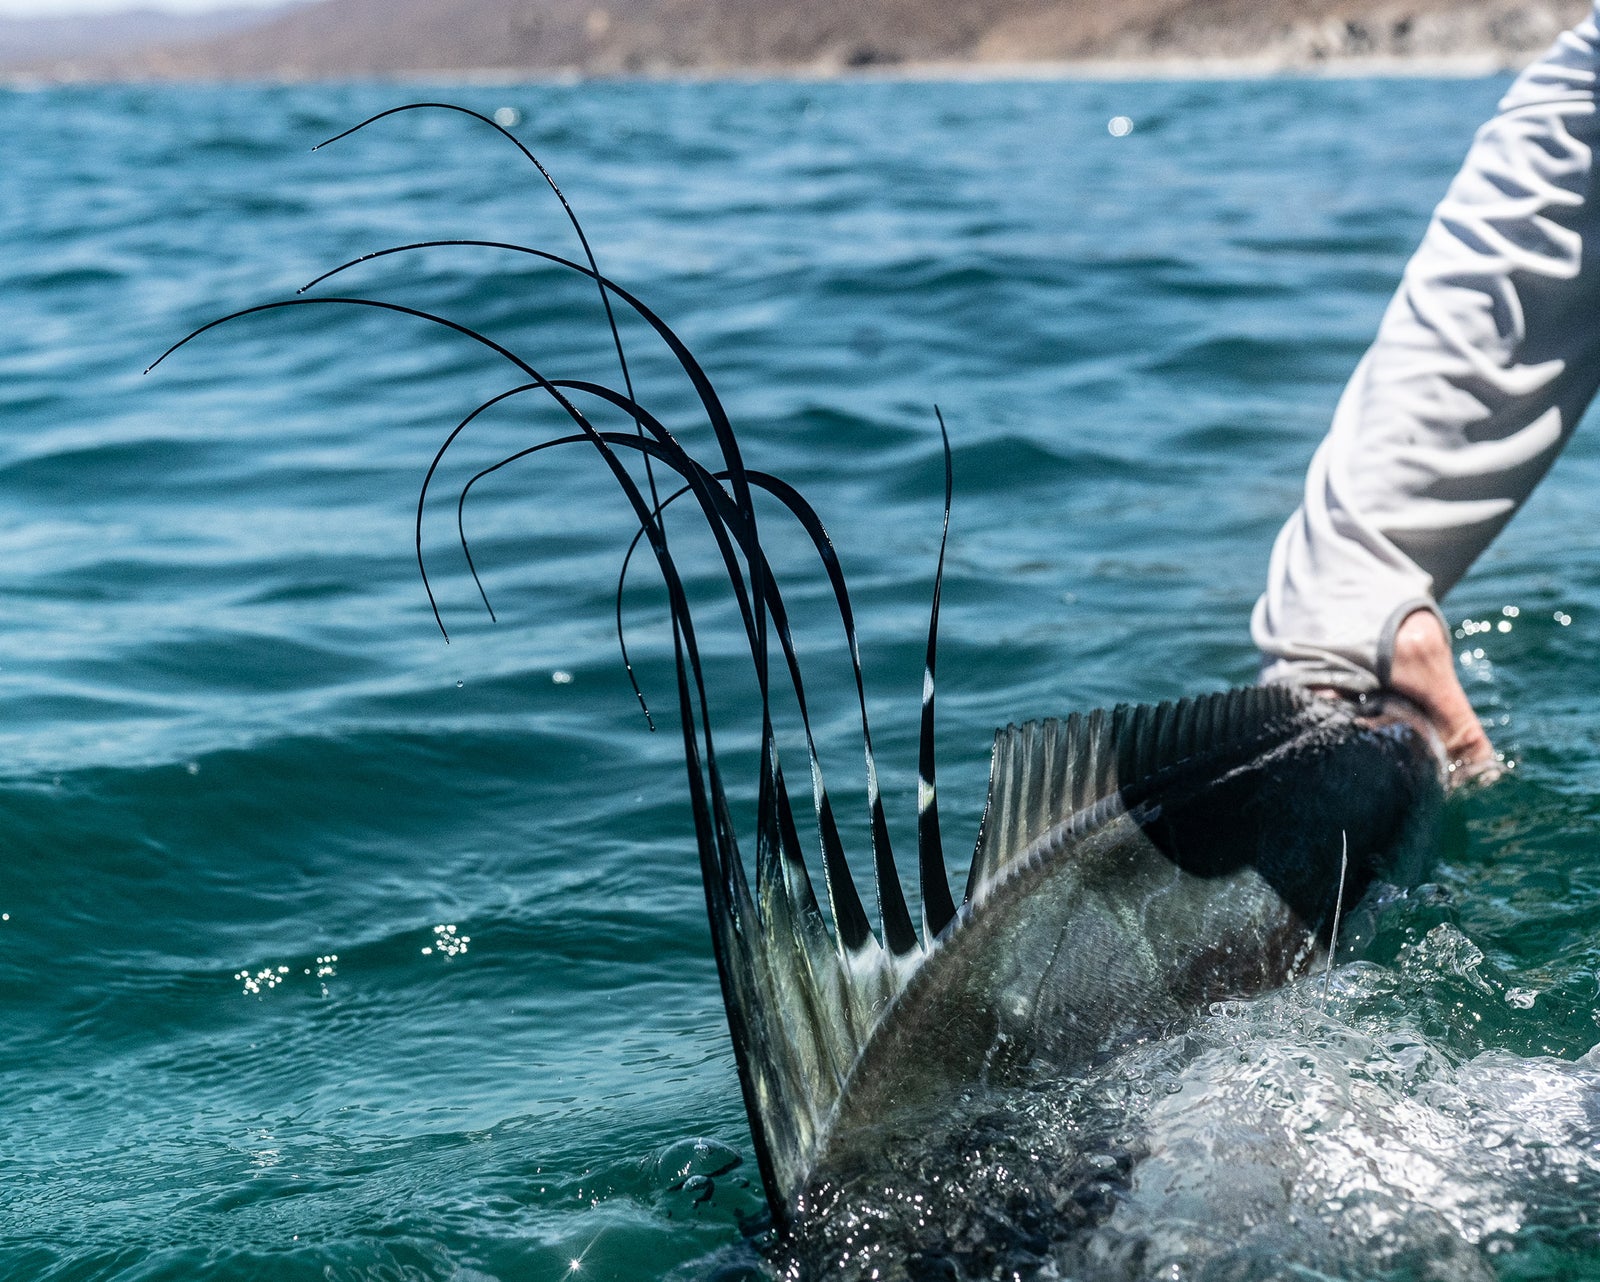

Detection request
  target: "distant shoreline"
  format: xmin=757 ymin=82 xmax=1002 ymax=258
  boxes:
xmin=861 ymin=52 xmax=1519 ymax=80
xmin=5 ymin=0 xmax=1576 ymax=90
xmin=2 ymin=50 xmax=1527 ymax=89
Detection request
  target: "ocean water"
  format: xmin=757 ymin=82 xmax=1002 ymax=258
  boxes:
xmin=4 ymin=73 xmax=1600 ymax=1281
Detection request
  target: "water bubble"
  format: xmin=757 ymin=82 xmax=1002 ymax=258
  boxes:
xmin=1502 ymin=605 xmax=1520 ymax=618
xmin=652 ymin=1137 xmax=742 ymax=1185
xmin=1108 ymin=115 xmax=1134 ymax=137
xmin=1497 ymin=620 xmax=1512 ymax=633
xmin=456 ymin=680 xmax=464 ymax=689
xmin=493 ymin=106 xmax=521 ymax=128
xmin=552 ymin=670 xmax=574 ymax=685
xmin=1555 ymin=610 xmax=1573 ymax=626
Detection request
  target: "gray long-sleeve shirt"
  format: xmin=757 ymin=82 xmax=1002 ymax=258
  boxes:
xmin=1254 ymin=4 xmax=1600 ymax=690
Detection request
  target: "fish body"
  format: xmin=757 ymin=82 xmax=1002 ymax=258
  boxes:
xmin=812 ymin=691 xmax=1443 ymax=1170
xmin=721 ymin=684 xmax=1446 ymax=1273
xmin=782 ymin=689 xmax=1445 ymax=1277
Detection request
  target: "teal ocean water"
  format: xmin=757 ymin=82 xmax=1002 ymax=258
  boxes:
xmin=5 ymin=75 xmax=1600 ymax=1281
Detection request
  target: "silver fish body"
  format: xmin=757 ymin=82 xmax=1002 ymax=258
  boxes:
xmin=779 ymin=690 xmax=1445 ymax=1277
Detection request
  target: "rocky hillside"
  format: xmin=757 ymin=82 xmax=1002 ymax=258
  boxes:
xmin=12 ymin=0 xmax=1592 ymax=79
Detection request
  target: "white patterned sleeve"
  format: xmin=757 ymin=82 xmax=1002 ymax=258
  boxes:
xmin=1253 ymin=3 xmax=1600 ymax=691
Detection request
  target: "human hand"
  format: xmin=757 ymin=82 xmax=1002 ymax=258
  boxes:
xmin=1387 ymin=607 xmax=1499 ymax=787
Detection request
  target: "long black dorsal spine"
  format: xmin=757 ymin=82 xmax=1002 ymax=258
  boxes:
xmin=145 ymin=109 xmax=984 ymax=1229
xmin=917 ymin=409 xmax=957 ymax=942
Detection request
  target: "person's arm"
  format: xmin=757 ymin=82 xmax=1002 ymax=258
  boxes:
xmin=1254 ymin=3 xmax=1600 ymax=778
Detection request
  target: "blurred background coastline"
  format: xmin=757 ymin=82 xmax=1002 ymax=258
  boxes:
xmin=2 ymin=0 xmax=1592 ymax=83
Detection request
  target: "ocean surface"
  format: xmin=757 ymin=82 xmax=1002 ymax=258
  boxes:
xmin=4 ymin=73 xmax=1600 ymax=1282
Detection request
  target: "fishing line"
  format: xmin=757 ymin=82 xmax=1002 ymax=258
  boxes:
xmin=1321 ymin=829 xmax=1348 ymax=1013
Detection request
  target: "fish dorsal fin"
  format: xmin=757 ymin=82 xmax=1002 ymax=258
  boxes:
xmin=965 ymin=685 xmax=1307 ymax=903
